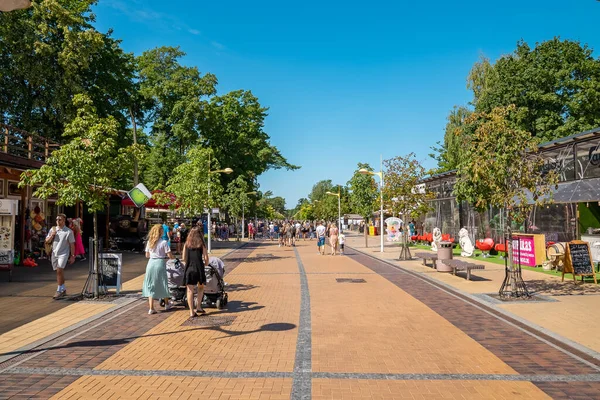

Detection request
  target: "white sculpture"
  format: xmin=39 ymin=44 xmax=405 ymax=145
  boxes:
xmin=459 ymin=228 xmax=474 ymax=257
xmin=431 ymin=227 xmax=442 ymax=252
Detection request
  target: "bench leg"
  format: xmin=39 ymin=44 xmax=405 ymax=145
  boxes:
xmin=452 ymin=268 xmax=456 ymax=276
xmin=467 ymin=269 xmax=471 ymax=281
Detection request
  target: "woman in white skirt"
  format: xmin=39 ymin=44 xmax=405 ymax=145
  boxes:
xmin=143 ymin=224 xmax=173 ymax=314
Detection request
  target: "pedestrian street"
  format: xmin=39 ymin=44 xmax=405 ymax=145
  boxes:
xmin=1 ymin=240 xmax=600 ymax=399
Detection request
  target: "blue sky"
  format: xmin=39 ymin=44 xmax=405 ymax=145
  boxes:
xmin=94 ymin=0 xmax=600 ymax=208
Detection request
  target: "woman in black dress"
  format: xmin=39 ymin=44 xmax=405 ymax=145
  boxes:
xmin=182 ymin=227 xmax=209 ymax=317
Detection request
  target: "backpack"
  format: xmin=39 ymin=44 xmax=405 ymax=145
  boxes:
xmin=44 ymin=227 xmax=56 ymax=255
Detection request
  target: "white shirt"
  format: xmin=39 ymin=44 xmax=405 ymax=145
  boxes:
xmin=339 ymin=234 xmax=346 ymax=244
xmin=145 ymin=239 xmax=171 ymax=259
xmin=269 ymin=224 xmax=274 ymax=232
xmin=316 ymin=225 xmax=326 ymax=238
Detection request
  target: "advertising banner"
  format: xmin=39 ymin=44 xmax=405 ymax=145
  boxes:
xmin=512 ymin=236 xmax=536 ymax=266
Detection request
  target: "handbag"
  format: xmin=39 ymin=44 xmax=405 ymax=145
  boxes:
xmin=44 ymin=227 xmax=55 ymax=255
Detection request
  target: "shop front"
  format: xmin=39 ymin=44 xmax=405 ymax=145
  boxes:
xmin=421 ymin=126 xmax=600 ymax=256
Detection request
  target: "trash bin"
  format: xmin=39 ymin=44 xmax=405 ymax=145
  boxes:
xmin=437 ymin=241 xmax=453 ymax=272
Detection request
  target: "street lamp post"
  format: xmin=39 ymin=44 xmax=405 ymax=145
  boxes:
xmin=325 ymin=186 xmax=341 ymax=233
xmin=241 ymin=191 xmax=257 ymax=240
xmin=358 ymin=165 xmax=384 ymax=253
xmin=207 ymin=162 xmax=233 ymax=254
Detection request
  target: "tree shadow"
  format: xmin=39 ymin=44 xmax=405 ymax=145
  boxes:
xmin=225 ymin=254 xmax=292 ymax=264
xmin=225 ymin=283 xmax=260 ymax=292
xmin=0 ymin=317 xmax=294 ymax=357
xmin=526 ymin=279 xmax=600 ymax=296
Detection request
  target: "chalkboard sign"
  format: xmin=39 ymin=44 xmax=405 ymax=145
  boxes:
xmin=99 ymin=253 xmax=122 ymax=293
xmin=563 ymin=241 xmax=598 ymax=284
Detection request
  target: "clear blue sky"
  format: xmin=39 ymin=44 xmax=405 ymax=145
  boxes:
xmin=94 ymin=0 xmax=600 ymax=208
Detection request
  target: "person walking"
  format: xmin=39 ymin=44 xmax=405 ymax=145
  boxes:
xmin=72 ymin=218 xmax=86 ymax=261
xmin=182 ymin=227 xmax=209 ymax=318
xmin=45 ymin=213 xmax=75 ymax=299
xmin=329 ymin=223 xmax=339 ymax=256
xmin=143 ymin=224 xmax=173 ymax=315
xmin=316 ymin=221 xmax=326 ymax=255
xmin=338 ymin=232 xmax=346 ymax=255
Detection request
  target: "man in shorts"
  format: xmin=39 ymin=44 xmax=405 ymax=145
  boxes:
xmin=316 ymin=221 xmax=326 ymax=255
xmin=45 ymin=213 xmax=75 ymax=299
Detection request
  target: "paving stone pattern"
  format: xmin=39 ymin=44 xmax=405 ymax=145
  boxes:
xmin=0 ymin=373 xmax=78 ymax=400
xmin=347 ymin=249 xmax=600 ymax=397
xmin=2 ymin=242 xmax=600 ymax=399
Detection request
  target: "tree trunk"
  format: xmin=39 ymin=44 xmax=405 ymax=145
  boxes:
xmin=93 ymin=211 xmax=99 ymax=298
xmin=499 ymin=208 xmax=530 ymax=298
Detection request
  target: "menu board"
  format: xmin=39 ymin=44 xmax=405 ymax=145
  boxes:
xmin=98 ymin=253 xmax=122 ymax=293
xmin=563 ymin=241 xmax=598 ymax=284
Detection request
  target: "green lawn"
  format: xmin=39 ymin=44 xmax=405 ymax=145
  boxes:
xmin=409 ymin=243 xmax=600 ymax=283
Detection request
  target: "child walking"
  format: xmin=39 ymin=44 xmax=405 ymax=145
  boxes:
xmin=338 ymin=232 xmax=346 ymax=255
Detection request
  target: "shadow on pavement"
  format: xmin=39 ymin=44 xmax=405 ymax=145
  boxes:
xmin=527 ymin=279 xmax=600 ymax=296
xmin=0 ymin=318 xmax=295 ymax=357
xmin=225 ymin=254 xmax=292 ymax=263
xmin=225 ymin=283 xmax=260 ymax=292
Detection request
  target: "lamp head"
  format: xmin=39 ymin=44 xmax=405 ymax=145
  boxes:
xmin=246 ymin=191 xmax=257 ymax=195
xmin=223 ymin=168 xmax=233 ymax=174
xmin=326 ymin=191 xmax=333 ymax=195
xmin=358 ymin=168 xmax=370 ymax=175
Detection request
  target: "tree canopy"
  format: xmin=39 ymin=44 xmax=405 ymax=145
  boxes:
xmin=0 ymin=0 xmax=135 ymax=142
xmin=347 ymin=163 xmax=379 ymax=221
xmin=434 ymin=38 xmax=600 ymax=171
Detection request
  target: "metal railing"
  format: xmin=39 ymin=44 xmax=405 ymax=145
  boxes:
xmin=1 ymin=123 xmax=60 ymax=163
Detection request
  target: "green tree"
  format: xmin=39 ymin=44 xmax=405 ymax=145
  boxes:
xmin=430 ymin=106 xmax=473 ymax=172
xmin=0 ymin=0 xmax=135 ymax=142
xmin=453 ymin=105 xmax=557 ymax=297
xmin=471 ymin=38 xmax=600 ymax=142
xmin=201 ymin=90 xmax=299 ymax=179
xmin=160 ymin=146 xmax=225 ymax=216
xmin=20 ymin=94 xmax=134 ymax=296
xmin=308 ymin=180 xmax=334 ymax=202
xmin=222 ymin=176 xmax=255 ymax=239
xmin=347 ymin=163 xmax=379 ymax=247
xmin=137 ymin=46 xmax=217 ymax=189
xmin=382 ymin=154 xmax=434 ymax=259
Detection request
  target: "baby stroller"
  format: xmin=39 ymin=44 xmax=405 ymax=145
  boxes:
xmin=161 ymin=258 xmax=187 ymax=307
xmin=202 ymin=256 xmax=228 ymax=309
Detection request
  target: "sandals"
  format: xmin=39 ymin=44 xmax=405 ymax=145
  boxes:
xmin=196 ymin=308 xmax=206 ymax=314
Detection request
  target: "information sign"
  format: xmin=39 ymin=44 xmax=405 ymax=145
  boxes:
xmin=99 ymin=253 xmax=122 ymax=293
xmin=563 ymin=240 xmax=598 ymax=284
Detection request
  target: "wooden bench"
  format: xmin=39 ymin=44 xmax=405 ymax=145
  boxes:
xmin=441 ymin=259 xmax=485 ymax=281
xmin=415 ymin=252 xmax=438 ymax=268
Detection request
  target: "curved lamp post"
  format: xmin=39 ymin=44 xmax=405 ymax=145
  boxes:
xmin=325 ymin=186 xmax=341 ymax=233
xmin=358 ymin=167 xmax=384 ymax=252
xmin=207 ymin=166 xmax=233 ymax=253
xmin=241 ymin=191 xmax=257 ymax=239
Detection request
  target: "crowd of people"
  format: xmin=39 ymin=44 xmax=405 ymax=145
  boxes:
xmin=245 ymin=219 xmax=346 ymax=256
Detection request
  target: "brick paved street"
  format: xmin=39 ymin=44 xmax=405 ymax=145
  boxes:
xmin=1 ymin=240 xmax=599 ymax=399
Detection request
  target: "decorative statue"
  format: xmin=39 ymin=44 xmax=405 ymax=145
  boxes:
xmin=459 ymin=228 xmax=474 ymax=257
xmin=431 ymin=227 xmax=442 ymax=252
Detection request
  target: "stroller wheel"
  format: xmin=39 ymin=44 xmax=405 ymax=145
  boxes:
xmin=159 ymin=299 xmax=165 ymax=307
xmin=216 ymin=298 xmax=223 ymax=309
